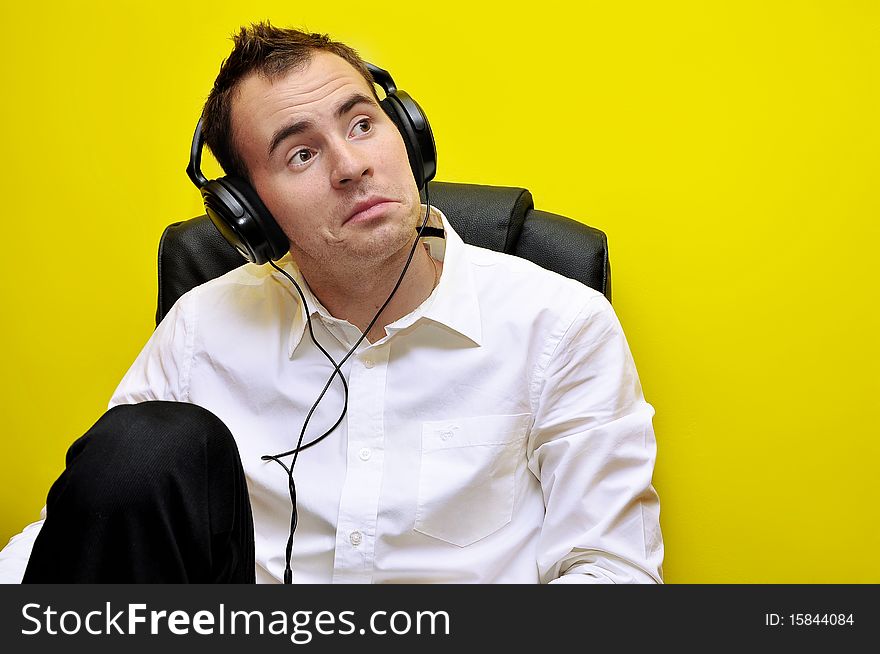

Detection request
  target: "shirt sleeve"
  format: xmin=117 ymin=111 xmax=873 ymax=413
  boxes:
xmin=527 ymin=293 xmax=664 ymax=584
xmin=109 ymin=293 xmax=195 ymax=407
xmin=0 ymin=297 xmax=194 ymax=583
xmin=0 ymin=507 xmax=46 ymax=583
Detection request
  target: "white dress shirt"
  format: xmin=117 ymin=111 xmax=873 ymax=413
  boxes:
xmin=0 ymin=207 xmax=663 ymax=584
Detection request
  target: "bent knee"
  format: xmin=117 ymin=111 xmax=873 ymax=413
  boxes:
xmin=56 ymin=402 xmax=235 ymax=510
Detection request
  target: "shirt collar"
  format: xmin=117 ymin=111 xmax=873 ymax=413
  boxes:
xmin=412 ymin=206 xmax=483 ymax=347
xmin=271 ymin=204 xmax=483 ymax=357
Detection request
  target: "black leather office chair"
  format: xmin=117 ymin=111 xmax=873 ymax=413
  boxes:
xmin=156 ymin=181 xmax=611 ymax=324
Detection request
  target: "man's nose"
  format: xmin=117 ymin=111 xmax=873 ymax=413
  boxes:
xmin=329 ymin=139 xmax=372 ymax=189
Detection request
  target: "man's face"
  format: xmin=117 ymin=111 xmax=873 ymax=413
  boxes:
xmin=231 ymin=51 xmax=422 ymax=269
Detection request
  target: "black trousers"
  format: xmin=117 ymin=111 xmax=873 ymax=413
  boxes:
xmin=22 ymin=401 xmax=255 ymax=583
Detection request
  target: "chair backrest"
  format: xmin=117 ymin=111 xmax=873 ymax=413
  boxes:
xmin=156 ymin=181 xmax=611 ymax=325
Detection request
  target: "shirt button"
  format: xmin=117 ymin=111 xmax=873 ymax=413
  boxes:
xmin=349 ymin=531 xmax=363 ymax=547
xmin=359 ymin=448 xmax=372 ymax=461
xmin=363 ymin=358 xmax=375 ymax=369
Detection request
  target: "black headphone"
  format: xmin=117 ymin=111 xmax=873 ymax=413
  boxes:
xmin=186 ymin=62 xmax=437 ymax=266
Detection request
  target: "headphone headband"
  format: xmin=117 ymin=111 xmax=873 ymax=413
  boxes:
xmin=186 ymin=116 xmax=208 ymax=188
xmin=366 ymin=62 xmax=397 ymax=95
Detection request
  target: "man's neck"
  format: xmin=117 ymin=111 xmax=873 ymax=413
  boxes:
xmin=295 ymin=240 xmax=440 ymax=344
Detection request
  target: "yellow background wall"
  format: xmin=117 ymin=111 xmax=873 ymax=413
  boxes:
xmin=1 ymin=1 xmax=877 ymax=582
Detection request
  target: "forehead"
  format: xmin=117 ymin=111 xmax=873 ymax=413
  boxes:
xmin=231 ymin=51 xmax=374 ymax=146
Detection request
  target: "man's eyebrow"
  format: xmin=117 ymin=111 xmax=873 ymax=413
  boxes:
xmin=334 ymin=91 xmax=378 ymax=120
xmin=267 ymin=92 xmax=379 ymax=157
xmin=267 ymin=119 xmax=314 ymax=157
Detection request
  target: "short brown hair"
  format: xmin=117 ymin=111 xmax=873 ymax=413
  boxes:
xmin=201 ymin=22 xmax=377 ymax=179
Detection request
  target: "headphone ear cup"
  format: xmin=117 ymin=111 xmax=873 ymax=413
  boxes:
xmin=201 ymin=176 xmax=290 ymax=265
xmin=380 ymin=92 xmax=437 ymax=190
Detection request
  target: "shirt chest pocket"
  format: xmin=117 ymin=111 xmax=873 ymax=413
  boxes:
xmin=414 ymin=413 xmax=531 ymax=547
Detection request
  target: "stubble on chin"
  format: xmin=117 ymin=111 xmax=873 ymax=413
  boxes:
xmin=292 ymin=195 xmax=422 ymax=271
xmin=346 ymin=199 xmax=422 ymax=263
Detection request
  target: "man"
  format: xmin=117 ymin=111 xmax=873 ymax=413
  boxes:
xmin=0 ymin=23 xmax=663 ymax=583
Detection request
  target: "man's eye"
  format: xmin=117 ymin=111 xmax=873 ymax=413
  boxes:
xmin=351 ymin=118 xmax=372 ymax=136
xmin=290 ymin=149 xmax=314 ymax=166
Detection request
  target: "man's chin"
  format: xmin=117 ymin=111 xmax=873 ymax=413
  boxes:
xmin=345 ymin=220 xmax=419 ymax=263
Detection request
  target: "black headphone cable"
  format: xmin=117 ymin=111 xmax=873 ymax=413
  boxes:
xmin=263 ymin=188 xmax=433 ymax=584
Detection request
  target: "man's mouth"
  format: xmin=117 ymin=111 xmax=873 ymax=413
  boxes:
xmin=344 ymin=197 xmax=398 ymax=225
